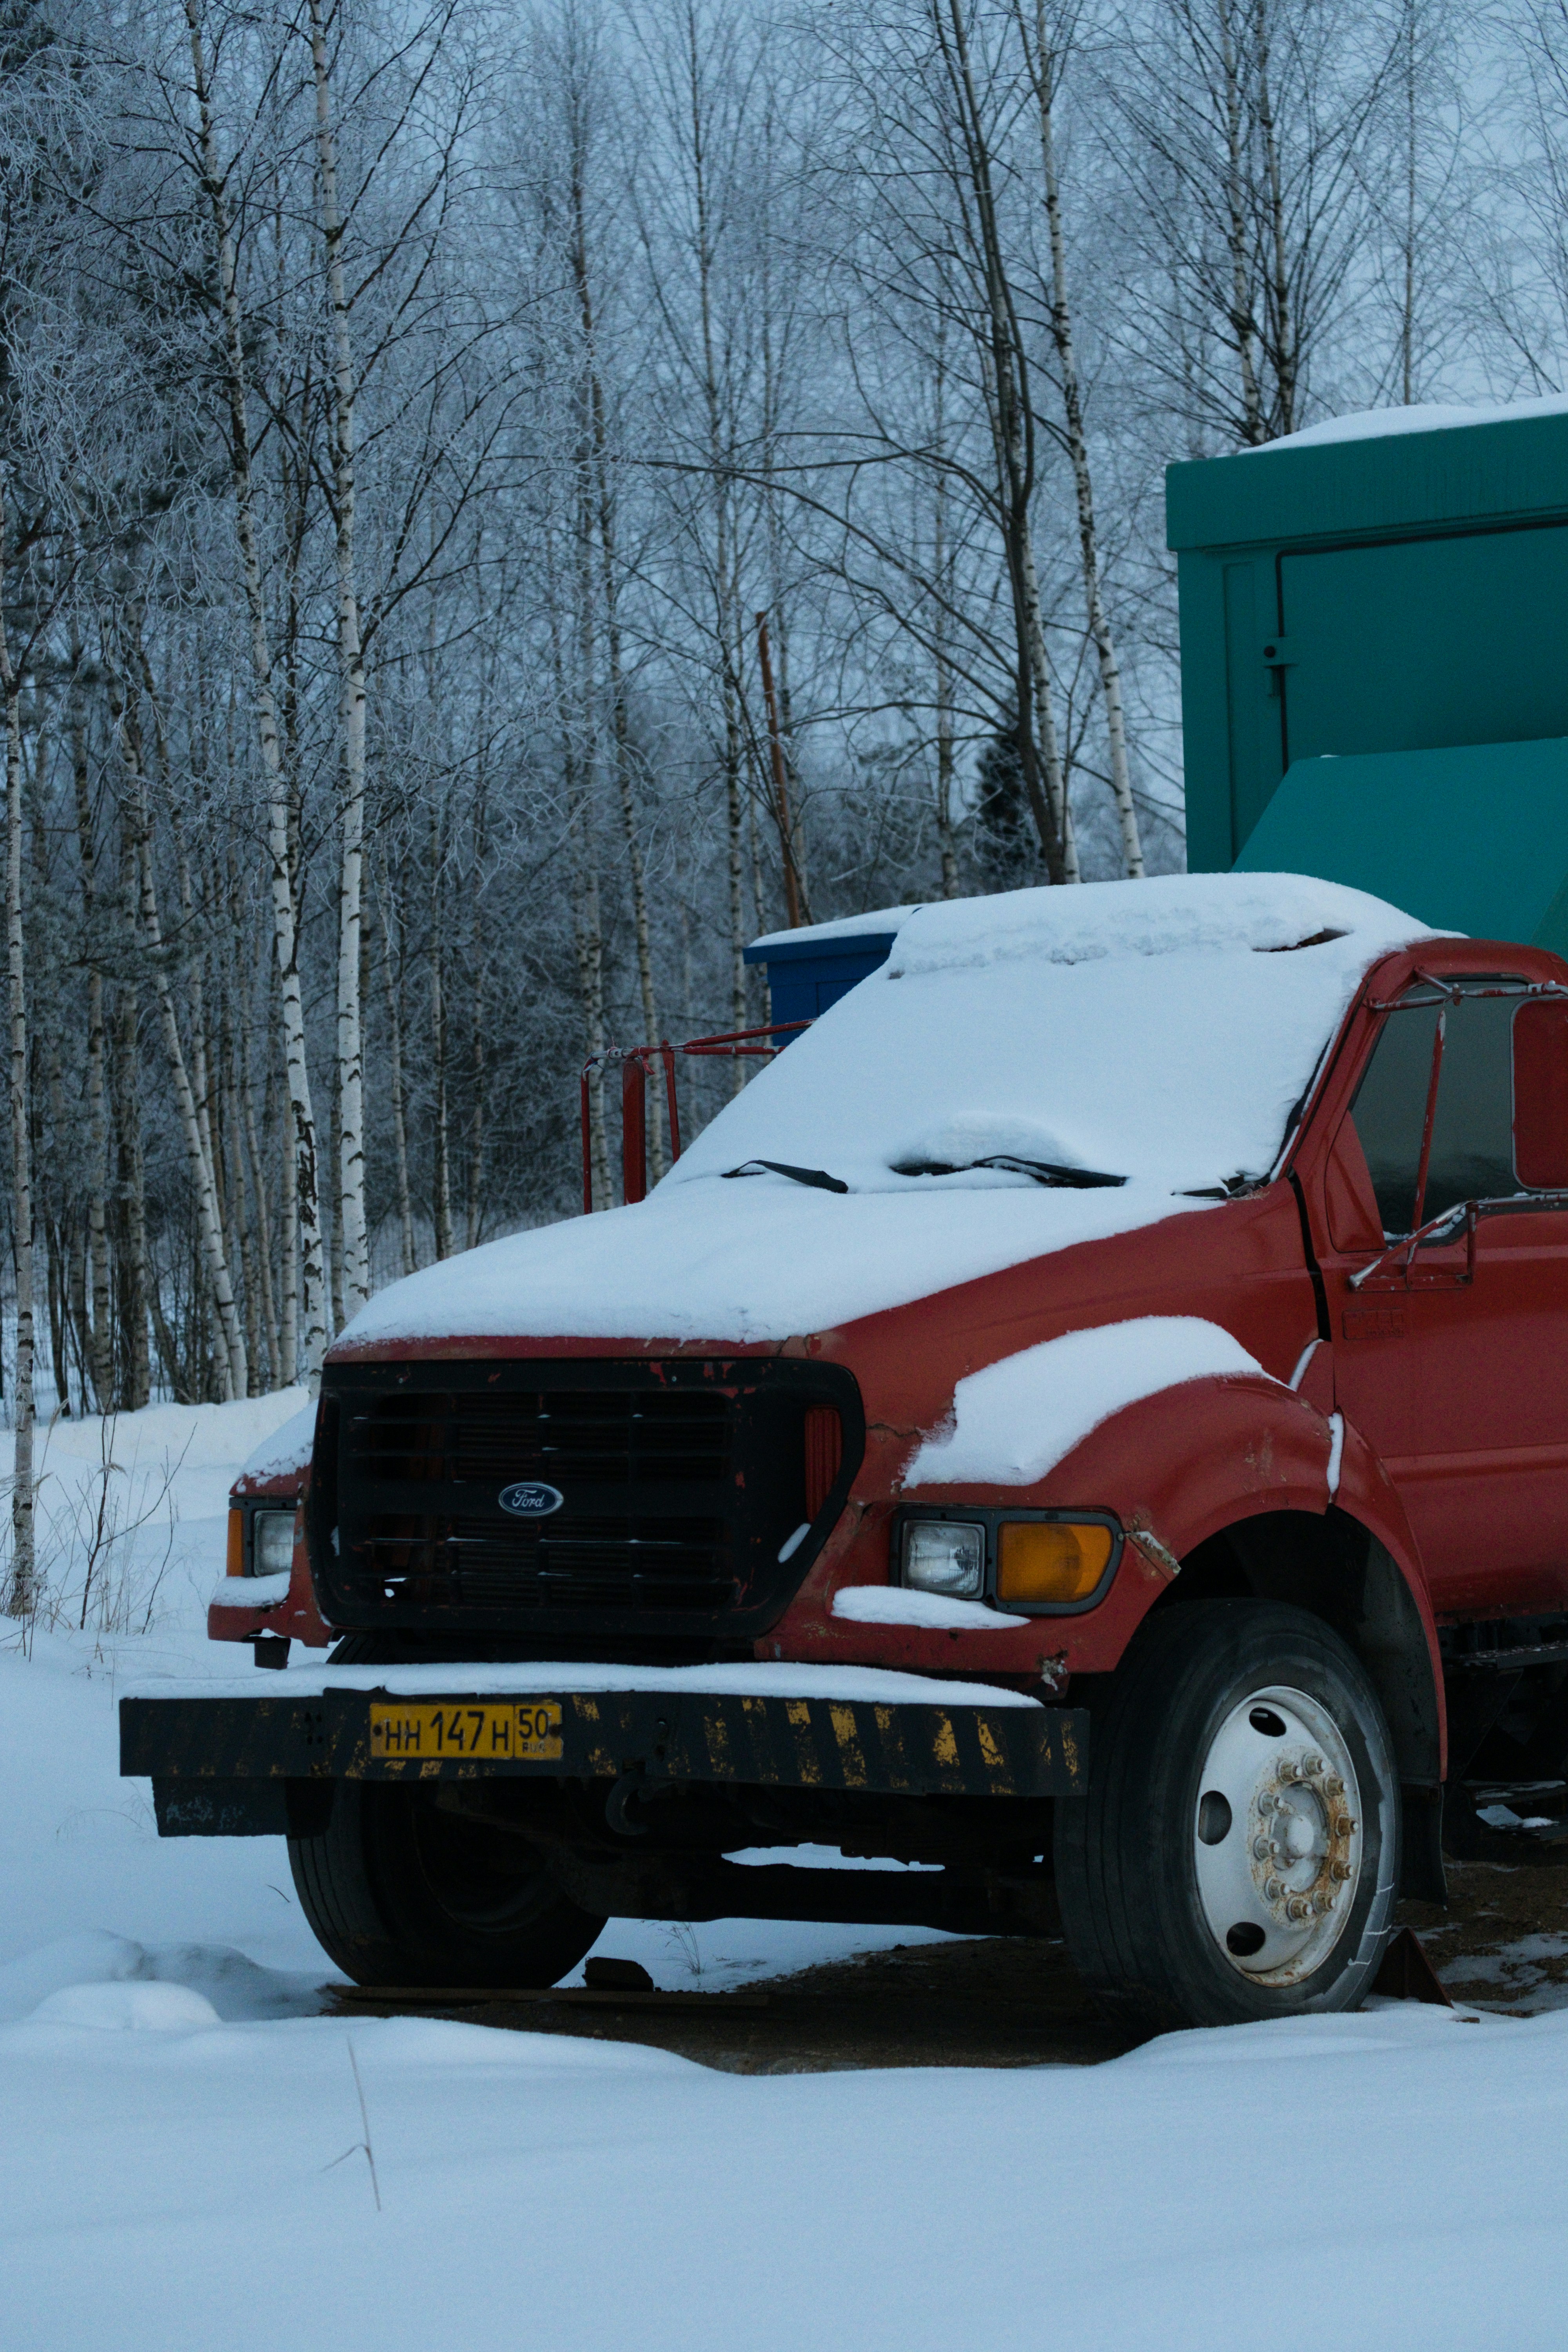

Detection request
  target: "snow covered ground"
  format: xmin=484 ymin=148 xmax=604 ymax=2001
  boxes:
xmin=4 ymin=1392 xmax=1568 ymax=2348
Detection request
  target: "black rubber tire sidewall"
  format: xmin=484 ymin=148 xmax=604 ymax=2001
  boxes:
xmin=1055 ymin=1600 xmax=1400 ymax=2033
xmin=290 ymin=1644 xmax=603 ymax=1988
xmin=288 ymin=1779 xmax=605 ymax=1989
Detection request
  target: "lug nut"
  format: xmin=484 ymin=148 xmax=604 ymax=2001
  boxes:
xmin=1253 ymin=1837 xmax=1272 ymax=1859
xmin=1304 ymin=1754 xmax=1324 ymax=1775
xmin=1265 ymin=1877 xmax=1284 ymax=1900
xmin=1331 ymin=1860 xmax=1352 ymax=1881
xmin=1334 ymin=1816 xmax=1356 ymax=1837
xmin=1287 ymin=1896 xmax=1311 ymax=1920
xmin=1258 ymin=1791 xmax=1276 ymax=1814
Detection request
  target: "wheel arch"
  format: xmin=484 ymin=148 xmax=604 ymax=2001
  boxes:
xmin=1053 ymin=1379 xmax=1443 ymax=1784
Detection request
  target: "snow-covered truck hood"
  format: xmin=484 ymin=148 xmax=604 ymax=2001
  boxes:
xmin=335 ymin=874 xmax=1438 ymax=1354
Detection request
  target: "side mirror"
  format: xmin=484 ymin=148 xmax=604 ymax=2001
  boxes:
xmin=1513 ymin=999 xmax=1568 ymax=1191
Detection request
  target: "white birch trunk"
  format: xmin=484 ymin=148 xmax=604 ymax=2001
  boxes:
xmin=307 ymin=0 xmax=369 ymax=1318
xmin=184 ymin=0 xmax=327 ymax=1376
xmin=1016 ymin=524 xmax=1078 ymax=882
xmin=240 ymin=1003 xmax=281 ymax=1389
xmin=68 ymin=657 xmax=112 ymax=1408
xmin=1024 ymin=3 xmax=1145 ymax=878
xmin=375 ymin=862 xmax=416 ymax=1275
xmin=0 ymin=508 xmax=33 ymax=1617
xmin=1220 ymin=0 xmax=1265 ymax=442
xmin=279 ymin=1074 xmax=298 ymax=1384
xmin=1254 ymin=0 xmax=1295 ymax=434
xmin=219 ymin=984 xmax=260 ymax=1383
xmin=111 ymin=824 xmax=152 ymax=1411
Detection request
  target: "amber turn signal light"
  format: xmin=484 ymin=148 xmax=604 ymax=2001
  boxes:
xmin=225 ymin=1507 xmax=245 ymax=1580
xmin=996 ymin=1520 xmax=1113 ymax=1604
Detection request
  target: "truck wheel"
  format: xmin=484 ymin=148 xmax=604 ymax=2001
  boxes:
xmin=288 ymin=1780 xmax=604 ymax=1989
xmin=1055 ymin=1599 xmax=1399 ymax=2033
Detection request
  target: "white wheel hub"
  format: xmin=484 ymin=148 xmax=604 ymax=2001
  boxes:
xmin=1192 ymin=1683 xmax=1363 ymax=1986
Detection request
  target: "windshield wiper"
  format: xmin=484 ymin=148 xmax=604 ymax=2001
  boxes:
xmin=892 ymin=1154 xmax=1126 ymax=1190
xmin=722 ymin=1158 xmax=849 ymax=1194
xmin=1178 ymin=1172 xmax=1258 ymax=1201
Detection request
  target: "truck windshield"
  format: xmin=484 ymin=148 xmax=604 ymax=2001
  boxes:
xmin=670 ymin=882 xmax=1406 ymax=1202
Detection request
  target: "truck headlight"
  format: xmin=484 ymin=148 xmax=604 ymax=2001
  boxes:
xmin=251 ymin=1509 xmax=298 ymax=1578
xmin=901 ymin=1519 xmax=985 ymax=1598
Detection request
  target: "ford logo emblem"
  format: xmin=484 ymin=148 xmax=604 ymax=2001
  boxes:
xmin=498 ymin=1481 xmax=564 ymax=1518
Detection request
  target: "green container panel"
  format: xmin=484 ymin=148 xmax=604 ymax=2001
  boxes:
xmin=1169 ymin=408 xmax=1568 ymax=932
xmin=1232 ymin=738 xmax=1568 ymax=958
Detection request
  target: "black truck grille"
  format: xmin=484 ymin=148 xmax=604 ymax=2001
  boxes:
xmin=310 ymin=1359 xmax=860 ymax=1641
xmin=358 ymin=1387 xmax=732 ymax=1488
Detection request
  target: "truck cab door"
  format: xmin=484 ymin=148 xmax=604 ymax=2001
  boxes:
xmin=1314 ymin=979 xmax=1568 ymax=1615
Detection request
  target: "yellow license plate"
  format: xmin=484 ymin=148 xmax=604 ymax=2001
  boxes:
xmin=368 ymin=1701 xmax=562 ymax=1762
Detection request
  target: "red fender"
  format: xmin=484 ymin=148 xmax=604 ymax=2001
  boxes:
xmin=206 ymin=1465 xmax=331 ymax=1650
xmin=777 ymin=1372 xmax=1445 ymax=1773
xmin=780 ymin=1371 xmax=1336 ymax=1674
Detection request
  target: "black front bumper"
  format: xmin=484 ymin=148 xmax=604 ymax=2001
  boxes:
xmin=122 ymin=1685 xmax=1089 ymax=1836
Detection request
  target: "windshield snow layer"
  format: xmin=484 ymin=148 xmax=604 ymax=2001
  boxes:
xmin=673 ymin=872 xmax=1439 ymax=1196
xmin=337 ymin=874 xmax=1438 ymax=1351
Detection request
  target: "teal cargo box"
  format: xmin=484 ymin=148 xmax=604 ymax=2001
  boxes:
xmin=1167 ymin=404 xmax=1568 ymax=951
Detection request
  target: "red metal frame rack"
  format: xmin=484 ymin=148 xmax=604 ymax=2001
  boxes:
xmin=581 ymin=1024 xmax=808 ymax=1211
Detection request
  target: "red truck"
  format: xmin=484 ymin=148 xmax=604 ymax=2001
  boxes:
xmin=125 ymin=874 xmax=1568 ymax=2030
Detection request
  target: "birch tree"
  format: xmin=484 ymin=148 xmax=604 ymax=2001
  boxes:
xmin=182 ymin=0 xmax=327 ymax=1372
xmin=1105 ymin=0 xmax=1395 ymax=446
xmin=1014 ymin=0 xmax=1143 ymax=876
xmin=305 ymin=0 xmax=370 ymax=1320
xmin=1 ymin=486 xmax=31 ymax=1611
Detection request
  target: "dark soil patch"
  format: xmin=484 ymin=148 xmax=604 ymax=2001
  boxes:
xmin=331 ymin=1933 xmax=1134 ymax=2073
xmin=1400 ymin=1860 xmax=1568 ymax=2011
xmin=330 ymin=1788 xmax=1568 ymax=2067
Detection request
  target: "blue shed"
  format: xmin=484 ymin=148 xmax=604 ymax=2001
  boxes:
xmin=744 ymin=906 xmax=916 ymax=1033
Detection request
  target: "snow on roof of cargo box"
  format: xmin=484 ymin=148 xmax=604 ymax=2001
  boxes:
xmin=1238 ymin=390 xmax=1568 ymax=454
xmin=748 ymin=903 xmax=918 ymax=952
xmin=337 ymin=875 xmax=1436 ymax=1351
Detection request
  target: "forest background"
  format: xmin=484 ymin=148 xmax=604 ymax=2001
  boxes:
xmin=0 ymin=0 xmax=1560 ymax=1601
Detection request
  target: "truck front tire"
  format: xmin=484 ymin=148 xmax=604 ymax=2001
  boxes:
xmin=1055 ymin=1599 xmax=1399 ymax=2032
xmin=288 ymin=1779 xmax=605 ymax=1989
